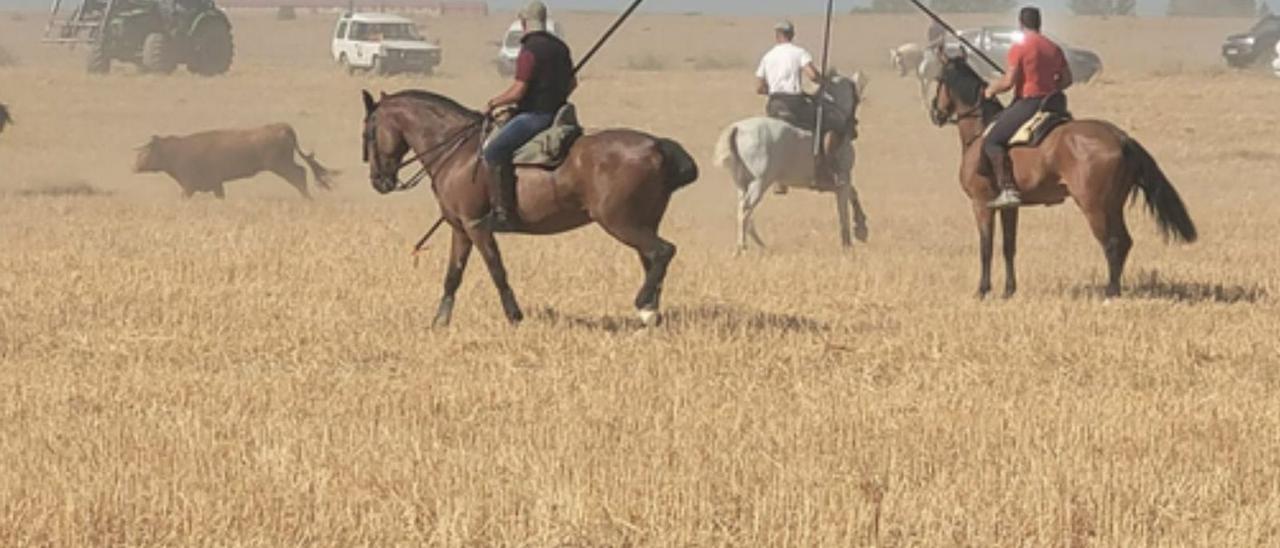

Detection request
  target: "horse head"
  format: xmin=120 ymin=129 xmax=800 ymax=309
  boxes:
xmin=819 ymin=70 xmax=864 ymax=141
xmin=930 ymin=52 xmax=997 ymax=127
xmin=362 ymin=90 xmax=410 ymax=195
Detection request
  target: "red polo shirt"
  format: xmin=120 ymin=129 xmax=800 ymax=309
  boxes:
xmin=1008 ymin=31 xmax=1067 ymax=99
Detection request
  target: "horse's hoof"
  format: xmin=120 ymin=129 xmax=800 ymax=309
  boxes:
xmin=432 ymin=315 xmax=451 ymax=328
xmin=1002 ymin=289 xmax=1016 ymax=299
xmin=638 ymin=308 xmax=662 ymax=328
xmin=854 ymin=226 xmax=869 ymax=243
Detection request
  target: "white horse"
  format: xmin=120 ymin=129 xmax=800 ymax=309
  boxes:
xmin=713 ymin=71 xmax=869 ymax=252
xmin=892 ymin=42 xmax=943 ymax=113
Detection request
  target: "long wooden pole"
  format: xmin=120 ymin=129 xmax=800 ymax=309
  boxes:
xmin=573 ymin=0 xmax=645 ymax=76
xmin=813 ymin=0 xmax=834 ymax=157
xmin=906 ymin=0 xmax=1005 ymax=75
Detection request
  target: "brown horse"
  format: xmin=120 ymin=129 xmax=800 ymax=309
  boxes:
xmin=930 ymin=56 xmax=1196 ymax=298
xmin=361 ymin=90 xmax=699 ymax=327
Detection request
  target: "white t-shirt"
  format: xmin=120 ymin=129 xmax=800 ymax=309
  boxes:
xmin=756 ymin=43 xmax=814 ymax=95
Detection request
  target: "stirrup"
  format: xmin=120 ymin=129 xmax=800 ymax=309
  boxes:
xmin=484 ymin=209 xmax=523 ymax=233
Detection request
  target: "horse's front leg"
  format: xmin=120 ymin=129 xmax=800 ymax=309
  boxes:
xmin=850 ymin=185 xmax=869 ymax=244
xmin=973 ymin=202 xmax=995 ymax=299
xmin=835 ymin=184 xmax=853 ymax=249
xmin=433 ymin=226 xmax=473 ymax=327
xmin=470 ymin=228 xmax=523 ymax=325
xmin=1000 ymin=208 xmax=1019 ymax=298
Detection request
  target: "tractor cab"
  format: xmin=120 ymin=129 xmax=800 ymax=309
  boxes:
xmin=43 ymin=0 xmax=234 ymax=75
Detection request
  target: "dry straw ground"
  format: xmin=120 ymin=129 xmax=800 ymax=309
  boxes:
xmin=1 ymin=10 xmax=1278 ymax=546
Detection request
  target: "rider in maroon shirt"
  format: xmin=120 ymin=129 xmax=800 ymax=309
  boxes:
xmin=981 ymin=7 xmax=1073 ymax=210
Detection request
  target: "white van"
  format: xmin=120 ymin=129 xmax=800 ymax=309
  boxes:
xmin=332 ymin=13 xmax=442 ymax=76
xmin=494 ymin=18 xmax=564 ymax=76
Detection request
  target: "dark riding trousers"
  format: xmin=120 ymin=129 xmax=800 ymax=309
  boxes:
xmin=766 ymin=93 xmax=816 ymax=131
xmin=982 ymin=93 xmax=1068 ymax=159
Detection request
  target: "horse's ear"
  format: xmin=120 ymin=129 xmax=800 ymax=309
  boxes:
xmin=852 ymin=70 xmax=868 ymax=97
xmin=362 ymin=90 xmax=377 ymax=115
xmin=379 ymin=91 xmax=388 ymax=100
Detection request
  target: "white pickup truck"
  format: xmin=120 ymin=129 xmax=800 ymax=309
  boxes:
xmin=494 ymin=18 xmax=564 ymax=76
xmin=332 ymin=13 xmax=442 ymax=76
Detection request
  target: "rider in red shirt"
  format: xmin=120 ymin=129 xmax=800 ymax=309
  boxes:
xmin=981 ymin=7 xmax=1073 ymax=209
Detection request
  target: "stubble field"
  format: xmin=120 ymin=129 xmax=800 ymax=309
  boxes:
xmin=1 ymin=9 xmax=1278 ymax=546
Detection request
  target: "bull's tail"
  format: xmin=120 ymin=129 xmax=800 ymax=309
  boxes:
xmin=712 ymin=124 xmax=739 ymax=170
xmin=1123 ymin=136 xmax=1197 ymax=243
xmin=656 ymin=137 xmax=698 ymax=193
xmin=287 ymin=126 xmax=336 ymax=191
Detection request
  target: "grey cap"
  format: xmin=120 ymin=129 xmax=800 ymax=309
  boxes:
xmin=774 ymin=20 xmax=795 ymax=35
xmin=521 ymin=1 xmax=548 ymax=32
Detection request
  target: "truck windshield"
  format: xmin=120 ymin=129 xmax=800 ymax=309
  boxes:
xmin=352 ymin=23 xmax=422 ymax=41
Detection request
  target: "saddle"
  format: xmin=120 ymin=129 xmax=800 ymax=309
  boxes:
xmin=987 ymin=109 xmax=1073 ymax=148
xmin=499 ymin=104 xmax=583 ymax=169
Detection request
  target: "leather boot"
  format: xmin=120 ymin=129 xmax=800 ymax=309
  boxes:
xmin=487 ymin=163 xmax=521 ymax=231
xmin=987 ymin=151 xmax=1022 ymax=210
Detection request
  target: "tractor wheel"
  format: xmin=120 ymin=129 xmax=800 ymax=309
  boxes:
xmin=86 ymin=39 xmax=111 ymax=74
xmin=187 ymin=20 xmax=234 ymax=76
xmin=142 ymin=33 xmax=177 ymax=74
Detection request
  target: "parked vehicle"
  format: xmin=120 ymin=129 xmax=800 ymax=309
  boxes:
xmin=1223 ymin=15 xmax=1280 ymax=68
xmin=942 ymin=26 xmax=1103 ymax=84
xmin=43 ymin=0 xmax=234 ymax=75
xmin=494 ymin=18 xmax=563 ymax=76
xmin=1271 ymin=41 xmax=1280 ymax=76
xmin=332 ymin=12 xmax=441 ymax=76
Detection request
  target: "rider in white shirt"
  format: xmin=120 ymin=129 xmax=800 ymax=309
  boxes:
xmin=756 ymin=20 xmax=821 ymax=127
xmin=755 ymin=20 xmax=834 ymax=189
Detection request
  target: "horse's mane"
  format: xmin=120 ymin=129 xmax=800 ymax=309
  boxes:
xmin=941 ymin=57 xmax=1004 ymax=123
xmin=941 ymin=58 xmax=987 ymax=106
xmin=386 ymin=89 xmax=483 ymax=121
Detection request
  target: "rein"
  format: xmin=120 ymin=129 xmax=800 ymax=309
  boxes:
xmin=369 ymin=116 xmax=484 ymax=192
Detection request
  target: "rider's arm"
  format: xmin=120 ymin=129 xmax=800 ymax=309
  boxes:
xmin=488 ymin=50 xmax=534 ymax=110
xmin=984 ymin=46 xmax=1022 ymax=99
xmin=803 ymin=62 xmax=821 ymax=84
xmin=756 ymin=77 xmax=769 ymax=96
xmin=1056 ymin=48 xmax=1074 ymax=90
xmin=487 ymin=81 xmax=529 ymax=110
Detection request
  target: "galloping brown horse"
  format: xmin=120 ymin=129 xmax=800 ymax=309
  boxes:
xmin=361 ymin=90 xmax=699 ymax=326
xmin=930 ymin=56 xmax=1196 ymax=298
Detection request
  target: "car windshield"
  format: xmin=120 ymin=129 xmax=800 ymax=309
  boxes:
xmin=352 ymin=22 xmax=422 ymax=41
xmin=504 ymin=30 xmax=522 ymax=49
xmin=1251 ymin=16 xmax=1280 ymax=33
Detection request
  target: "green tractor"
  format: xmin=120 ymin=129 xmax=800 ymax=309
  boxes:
xmin=44 ymin=0 xmax=234 ymax=75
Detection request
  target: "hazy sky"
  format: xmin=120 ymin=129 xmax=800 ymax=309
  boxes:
xmin=2 ymin=0 xmax=1272 ymax=15
xmin=486 ymin=0 xmax=1264 ymax=16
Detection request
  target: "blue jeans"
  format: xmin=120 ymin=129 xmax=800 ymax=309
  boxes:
xmin=483 ymin=112 xmax=555 ymax=166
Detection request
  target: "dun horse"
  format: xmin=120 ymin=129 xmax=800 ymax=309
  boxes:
xmin=930 ymin=56 xmax=1196 ymax=298
xmin=362 ymin=90 xmax=698 ymax=327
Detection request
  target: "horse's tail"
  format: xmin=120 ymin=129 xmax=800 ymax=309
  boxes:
xmin=288 ymin=126 xmax=336 ymax=191
xmin=656 ymin=137 xmax=699 ymax=192
xmin=1123 ymin=136 xmax=1197 ymax=243
xmin=713 ymin=124 xmax=739 ymax=170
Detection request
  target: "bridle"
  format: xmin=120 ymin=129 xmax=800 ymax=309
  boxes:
xmin=931 ymin=78 xmax=986 ymax=126
xmin=363 ymin=111 xmax=485 ymax=192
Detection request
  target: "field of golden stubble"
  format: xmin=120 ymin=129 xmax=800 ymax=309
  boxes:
xmin=1 ymin=9 xmax=1278 ymax=545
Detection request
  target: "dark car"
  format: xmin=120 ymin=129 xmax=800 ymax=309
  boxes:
xmin=1222 ymin=15 xmax=1280 ymax=68
xmin=943 ymin=26 xmax=1103 ymax=84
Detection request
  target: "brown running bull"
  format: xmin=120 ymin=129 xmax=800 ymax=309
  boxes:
xmin=134 ymin=123 xmax=335 ymax=199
